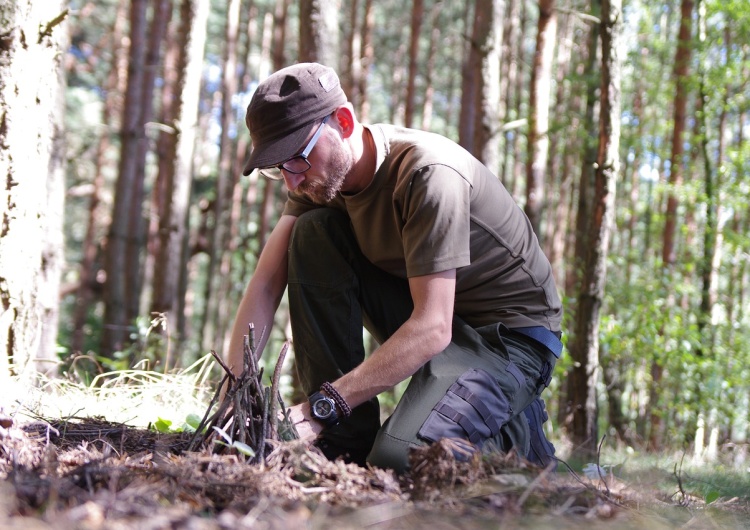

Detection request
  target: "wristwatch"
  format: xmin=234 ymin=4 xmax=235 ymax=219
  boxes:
xmin=308 ymin=391 xmax=339 ymax=427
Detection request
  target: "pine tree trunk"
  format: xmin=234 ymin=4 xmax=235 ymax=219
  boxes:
xmin=473 ymin=0 xmax=503 ymax=172
xmin=543 ymin=9 xmax=573 ymax=271
xmin=420 ymin=4 xmax=442 ymax=131
xmin=342 ymin=0 xmax=360 ymax=103
xmin=149 ymin=0 xmax=208 ymax=368
xmin=358 ymin=0 xmax=374 ymax=122
xmin=201 ymin=0 xmax=241 ymax=354
xmin=500 ymin=0 xmax=523 ymax=192
xmin=458 ymin=1 xmax=477 ymax=153
xmin=652 ymin=0 xmax=693 ymax=449
xmin=567 ymin=0 xmax=622 ymax=458
xmin=71 ymin=2 xmax=127 ymax=356
xmin=524 ymin=0 xmax=557 ymax=237
xmin=272 ymin=0 xmax=291 ymax=69
xmin=102 ymin=0 xmax=148 ymax=356
xmin=299 ymin=0 xmax=341 ymax=67
xmin=404 ymin=0 xmax=423 ymax=129
xmin=0 ymin=1 xmax=68 ymax=377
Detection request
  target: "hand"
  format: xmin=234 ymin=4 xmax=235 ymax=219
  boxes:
xmin=287 ymin=403 xmax=324 ymax=442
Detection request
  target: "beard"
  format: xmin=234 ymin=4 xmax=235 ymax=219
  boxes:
xmin=299 ymin=134 xmax=353 ymax=204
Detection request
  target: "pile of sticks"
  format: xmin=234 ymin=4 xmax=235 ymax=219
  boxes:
xmin=187 ymin=325 xmax=298 ymax=462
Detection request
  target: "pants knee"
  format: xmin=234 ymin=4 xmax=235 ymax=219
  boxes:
xmin=367 ymin=427 xmax=412 ymax=474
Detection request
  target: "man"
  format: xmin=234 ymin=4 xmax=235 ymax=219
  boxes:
xmin=227 ymin=62 xmax=562 ymax=473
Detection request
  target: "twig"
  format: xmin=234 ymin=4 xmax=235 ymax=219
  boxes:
xmin=188 ymin=324 xmax=297 ymax=459
xmin=673 ymin=452 xmax=688 ymax=506
xmin=596 ymin=435 xmax=610 ymax=496
xmin=268 ymin=342 xmax=290 ymax=442
xmin=516 ymin=461 xmax=555 ymax=509
xmin=38 ymin=10 xmax=68 ymax=43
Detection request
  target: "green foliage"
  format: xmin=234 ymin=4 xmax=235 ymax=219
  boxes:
xmin=211 ymin=426 xmax=256 ymax=457
xmin=153 ymin=413 xmax=204 ymax=434
xmin=51 ymin=0 xmax=750 ymax=462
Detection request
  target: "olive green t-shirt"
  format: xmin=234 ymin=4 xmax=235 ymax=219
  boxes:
xmin=282 ymin=124 xmax=562 ymax=332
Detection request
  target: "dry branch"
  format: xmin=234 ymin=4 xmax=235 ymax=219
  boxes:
xmin=187 ymin=325 xmax=298 ymax=462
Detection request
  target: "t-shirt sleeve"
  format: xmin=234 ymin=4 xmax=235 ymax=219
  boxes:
xmin=399 ymin=164 xmax=472 ymax=277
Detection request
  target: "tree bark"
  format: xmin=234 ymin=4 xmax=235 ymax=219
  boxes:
xmin=500 ymin=0 xmax=525 ymax=193
xmin=342 ymin=0 xmax=360 ymax=102
xmin=357 ymin=0 xmax=374 ymax=122
xmin=474 ymin=0 xmax=504 ymax=172
xmin=299 ymin=0 xmax=341 ymax=67
xmin=70 ymin=2 xmax=128 ymax=356
xmin=125 ymin=0 xmax=171 ymax=329
xmin=201 ymin=0 xmax=241 ymax=354
xmin=0 ymin=1 xmax=68 ymax=377
xmin=524 ymin=0 xmax=557 ymax=237
xmin=458 ymin=1 xmax=477 ymax=153
xmin=149 ymin=0 xmax=209 ymax=368
xmin=652 ymin=0 xmax=693 ymax=449
xmin=567 ymin=0 xmax=622 ymax=458
xmin=102 ymin=0 xmax=148 ymax=356
xmin=543 ymin=9 xmax=573 ymax=272
xmin=404 ymin=0 xmax=424 ymax=129
xmin=420 ymin=3 xmax=442 ymax=131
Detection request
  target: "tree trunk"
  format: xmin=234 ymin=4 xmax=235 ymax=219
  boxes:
xmin=126 ymin=0 xmax=171 ymax=329
xmin=420 ymin=3 xmax=442 ymax=131
xmin=342 ymin=0 xmax=360 ymax=103
xmin=271 ymin=0 xmax=291 ymax=70
xmin=697 ymin=12 xmax=727 ymax=354
xmin=102 ymin=0 xmax=148 ymax=356
xmin=357 ymin=0 xmax=374 ymax=122
xmin=543 ymin=9 xmax=573 ymax=271
xmin=652 ymin=0 xmax=693 ymax=449
xmin=458 ymin=1 xmax=477 ymax=153
xmin=0 ymin=1 xmax=68 ymax=377
xmin=299 ymin=0 xmax=340 ymax=67
xmin=201 ymin=0 xmax=241 ymax=354
xmin=473 ymin=0 xmax=504 ymax=172
xmin=500 ymin=0 xmax=524 ymax=193
xmin=149 ymin=0 xmax=208 ymax=369
xmin=661 ymin=0 xmax=694 ymax=270
xmin=71 ymin=2 xmax=128 ymax=356
xmin=524 ymin=0 xmax=557 ymax=237
xmin=404 ymin=0 xmax=424 ymax=129
xmin=567 ymin=0 xmax=623 ymax=459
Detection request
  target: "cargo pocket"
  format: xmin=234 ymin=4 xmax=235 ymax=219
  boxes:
xmin=417 ymin=368 xmax=512 ymax=450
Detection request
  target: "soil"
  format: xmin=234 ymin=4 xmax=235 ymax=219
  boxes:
xmin=1 ymin=416 xmax=748 ymax=529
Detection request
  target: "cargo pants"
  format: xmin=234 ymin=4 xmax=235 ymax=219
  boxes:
xmin=287 ymin=209 xmax=557 ymax=473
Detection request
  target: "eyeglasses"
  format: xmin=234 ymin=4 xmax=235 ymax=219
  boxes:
xmin=259 ymin=115 xmax=330 ymax=180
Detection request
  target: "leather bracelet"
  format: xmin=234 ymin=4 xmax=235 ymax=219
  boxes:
xmin=320 ymin=381 xmax=352 ymax=418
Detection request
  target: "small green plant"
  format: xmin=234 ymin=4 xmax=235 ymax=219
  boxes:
xmin=211 ymin=426 xmax=256 ymax=457
xmin=152 ymin=413 xmax=204 ymax=434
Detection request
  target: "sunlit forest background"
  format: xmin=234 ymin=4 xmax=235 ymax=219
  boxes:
xmin=1 ymin=0 xmax=749 ymax=464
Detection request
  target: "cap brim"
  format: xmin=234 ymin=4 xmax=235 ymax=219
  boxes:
xmin=242 ymin=121 xmax=317 ymax=176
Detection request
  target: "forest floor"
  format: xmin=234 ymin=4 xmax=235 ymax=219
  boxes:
xmin=1 ymin=415 xmax=750 ymax=530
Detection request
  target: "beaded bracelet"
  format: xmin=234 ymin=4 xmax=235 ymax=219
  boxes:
xmin=320 ymin=381 xmax=352 ymax=418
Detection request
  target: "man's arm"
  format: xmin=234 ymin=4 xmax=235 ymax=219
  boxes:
xmin=225 ymin=214 xmax=297 ymax=375
xmin=290 ymin=268 xmax=456 ymax=438
xmin=336 ymin=269 xmax=456 ymax=405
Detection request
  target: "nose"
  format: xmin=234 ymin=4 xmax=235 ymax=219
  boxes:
xmin=282 ymin=170 xmax=306 ymax=191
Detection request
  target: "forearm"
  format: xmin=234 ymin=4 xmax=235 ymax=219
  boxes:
xmin=225 ymin=215 xmax=296 ymax=376
xmin=226 ymin=280 xmax=283 ymax=375
xmin=333 ymin=313 xmax=451 ymax=408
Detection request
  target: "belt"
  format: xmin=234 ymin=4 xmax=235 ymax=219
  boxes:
xmin=511 ymin=326 xmax=563 ymax=358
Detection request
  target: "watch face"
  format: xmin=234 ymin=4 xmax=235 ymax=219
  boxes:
xmin=312 ymin=398 xmax=334 ymax=419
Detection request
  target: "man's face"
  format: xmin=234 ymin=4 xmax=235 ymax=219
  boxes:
xmin=285 ymin=126 xmax=353 ymax=204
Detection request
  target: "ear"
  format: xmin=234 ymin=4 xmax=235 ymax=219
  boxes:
xmin=333 ymin=106 xmax=355 ymax=138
